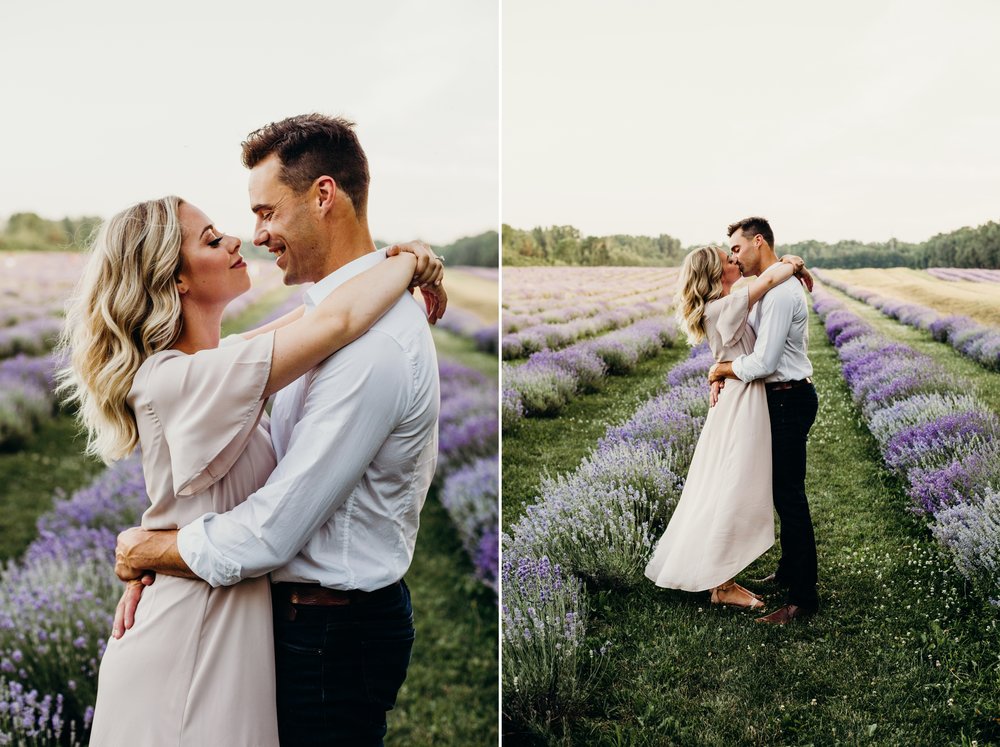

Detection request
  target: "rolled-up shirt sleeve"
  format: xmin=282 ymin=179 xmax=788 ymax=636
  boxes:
xmin=177 ymin=330 xmax=411 ymax=587
xmin=731 ymin=291 xmax=794 ymax=382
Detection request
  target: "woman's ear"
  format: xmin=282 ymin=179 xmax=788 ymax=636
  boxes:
xmin=176 ymin=275 xmax=189 ymax=295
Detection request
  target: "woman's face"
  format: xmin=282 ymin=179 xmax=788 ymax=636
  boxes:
xmin=718 ymin=248 xmax=742 ymax=286
xmin=176 ymin=202 xmax=250 ymax=306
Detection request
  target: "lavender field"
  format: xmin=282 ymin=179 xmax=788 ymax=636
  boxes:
xmin=0 ymin=255 xmax=499 ymax=745
xmin=502 ymin=266 xmax=1000 ymax=744
xmin=815 ymin=268 xmax=1000 ymax=371
xmin=502 ymin=267 xmax=680 ymax=424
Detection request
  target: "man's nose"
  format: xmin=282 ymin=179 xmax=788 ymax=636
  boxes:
xmin=253 ymin=226 xmax=268 ymax=247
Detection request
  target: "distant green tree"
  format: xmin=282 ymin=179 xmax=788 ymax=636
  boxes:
xmin=436 ymin=231 xmax=498 ymax=267
xmin=0 ymin=212 xmax=102 ymax=252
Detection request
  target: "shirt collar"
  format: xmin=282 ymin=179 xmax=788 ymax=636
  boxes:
xmin=303 ymin=248 xmax=388 ymax=309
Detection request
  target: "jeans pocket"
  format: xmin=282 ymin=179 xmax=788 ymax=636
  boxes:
xmin=360 ymin=628 xmax=415 ymax=711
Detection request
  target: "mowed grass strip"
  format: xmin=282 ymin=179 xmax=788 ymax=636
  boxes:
xmin=819 ymin=267 xmax=1000 ymax=328
xmin=506 ymin=310 xmax=999 ymax=746
xmin=820 ymin=283 xmax=1000 ymax=413
xmin=501 ymin=344 xmax=690 ymax=527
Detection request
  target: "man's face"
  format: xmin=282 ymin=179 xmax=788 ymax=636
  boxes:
xmin=729 ymin=229 xmax=762 ymax=277
xmin=249 ymin=154 xmax=326 ymax=285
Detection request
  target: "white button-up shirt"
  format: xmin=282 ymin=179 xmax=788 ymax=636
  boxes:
xmin=178 ymin=249 xmax=440 ymax=590
xmin=732 ymin=274 xmax=813 ymax=383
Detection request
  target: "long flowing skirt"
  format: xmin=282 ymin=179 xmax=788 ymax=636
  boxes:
xmin=644 ymin=378 xmax=775 ymax=591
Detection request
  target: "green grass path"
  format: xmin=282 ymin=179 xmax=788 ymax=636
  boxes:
xmin=504 ymin=310 xmax=1000 ymax=745
xmin=502 ymin=346 xmax=690 ymax=528
xmin=820 ymin=283 xmax=1000 ymax=413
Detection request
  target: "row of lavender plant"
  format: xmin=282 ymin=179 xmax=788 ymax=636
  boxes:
xmin=435 ymin=360 xmax=499 ymax=592
xmin=502 ymin=298 xmax=672 ymax=360
xmin=0 ymin=458 xmax=147 ymax=744
xmin=926 ymin=267 xmax=1000 ymax=283
xmin=814 ymin=269 xmax=1000 ymax=371
xmin=812 ymin=287 xmax=999 ymax=605
xmin=502 ymin=316 xmax=678 ymax=426
xmin=502 ymin=267 xmax=677 ymax=330
xmin=435 ymin=306 xmax=498 ymax=355
xmin=0 ymin=353 xmax=60 ymax=449
xmin=0 ymin=359 xmax=497 ymax=744
xmin=502 ymin=343 xmax=713 ymax=728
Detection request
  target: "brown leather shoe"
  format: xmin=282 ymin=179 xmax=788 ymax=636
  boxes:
xmin=755 ymin=604 xmax=813 ymax=624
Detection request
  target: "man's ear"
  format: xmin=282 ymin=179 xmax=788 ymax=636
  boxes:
xmin=315 ymin=175 xmax=338 ymax=213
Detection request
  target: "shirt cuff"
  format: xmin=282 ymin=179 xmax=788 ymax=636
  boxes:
xmin=731 ymin=355 xmax=752 ymax=383
xmin=177 ymin=515 xmax=243 ymax=587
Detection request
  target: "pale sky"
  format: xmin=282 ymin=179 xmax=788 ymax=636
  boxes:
xmin=0 ymin=0 xmax=498 ymax=246
xmin=503 ymin=0 xmax=1000 ymax=246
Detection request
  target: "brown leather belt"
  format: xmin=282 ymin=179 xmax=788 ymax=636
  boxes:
xmin=273 ymin=581 xmax=401 ymax=608
xmin=765 ymin=377 xmax=813 ymax=392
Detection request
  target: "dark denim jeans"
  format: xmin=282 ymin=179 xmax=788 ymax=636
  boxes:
xmin=272 ymin=580 xmax=414 ymax=746
xmin=767 ymin=384 xmax=820 ymax=611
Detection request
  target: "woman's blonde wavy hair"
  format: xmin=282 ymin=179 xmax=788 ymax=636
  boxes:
xmin=675 ymin=245 xmax=724 ymax=344
xmin=57 ymin=196 xmax=187 ymax=463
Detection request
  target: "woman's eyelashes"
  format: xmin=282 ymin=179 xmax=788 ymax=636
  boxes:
xmin=208 ymin=234 xmax=224 ymax=248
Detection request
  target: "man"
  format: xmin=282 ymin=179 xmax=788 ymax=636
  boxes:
xmin=114 ymin=113 xmax=444 ymax=743
xmin=708 ymin=216 xmax=819 ymax=624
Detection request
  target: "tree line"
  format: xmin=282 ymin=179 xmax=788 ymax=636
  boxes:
xmin=0 ymin=212 xmax=499 ymax=268
xmin=503 ymin=220 xmax=1000 ymax=269
xmin=502 ymin=224 xmax=684 ymax=266
xmin=436 ymin=230 xmax=498 ymax=266
xmin=0 ymin=212 xmax=101 ymax=252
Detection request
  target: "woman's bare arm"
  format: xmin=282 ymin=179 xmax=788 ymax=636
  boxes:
xmin=240 ymin=305 xmax=307 ymax=341
xmin=263 ymin=254 xmax=417 ymax=398
xmin=746 ymin=259 xmax=799 ymax=309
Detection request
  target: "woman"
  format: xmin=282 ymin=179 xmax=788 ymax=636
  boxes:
xmin=644 ymin=246 xmax=810 ymax=609
xmin=58 ymin=196 xmax=444 ymax=745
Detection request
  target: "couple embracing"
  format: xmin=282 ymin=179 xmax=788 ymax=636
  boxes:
xmin=60 ymin=114 xmax=446 ymax=744
xmin=645 ymin=217 xmax=820 ymax=624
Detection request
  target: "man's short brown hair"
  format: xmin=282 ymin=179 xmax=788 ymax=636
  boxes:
xmin=727 ymin=216 xmax=774 ymax=249
xmin=242 ymin=114 xmax=370 ymax=218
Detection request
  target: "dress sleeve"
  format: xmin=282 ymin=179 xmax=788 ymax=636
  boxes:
xmin=710 ymin=285 xmax=750 ymax=349
xmin=144 ymin=331 xmax=275 ymax=497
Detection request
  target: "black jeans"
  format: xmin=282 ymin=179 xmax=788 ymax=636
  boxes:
xmin=767 ymin=384 xmax=819 ymax=611
xmin=272 ymin=580 xmax=415 ymax=746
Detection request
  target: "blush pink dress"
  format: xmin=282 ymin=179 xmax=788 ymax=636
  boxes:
xmin=644 ymin=286 xmax=775 ymax=591
xmin=90 ymin=333 xmax=280 ymax=746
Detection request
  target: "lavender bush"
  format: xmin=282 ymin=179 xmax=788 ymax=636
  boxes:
xmin=440 ymin=457 xmax=498 ymax=591
xmin=500 ymin=549 xmax=598 ymax=727
xmin=930 ymin=488 xmax=1000 ymax=604
xmin=507 ymin=442 xmax=684 ymax=587
xmin=504 ymin=316 xmax=677 ymax=418
xmin=437 ymin=360 xmax=498 ymax=477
